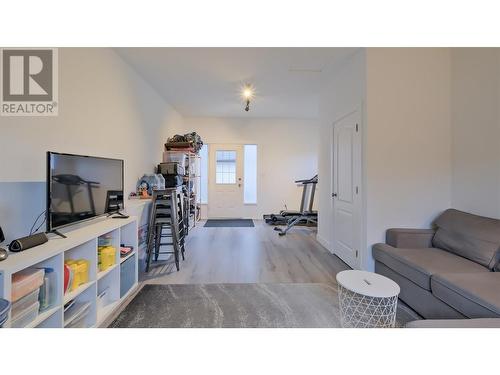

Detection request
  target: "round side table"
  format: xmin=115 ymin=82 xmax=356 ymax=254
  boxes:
xmin=336 ymin=270 xmax=400 ymax=328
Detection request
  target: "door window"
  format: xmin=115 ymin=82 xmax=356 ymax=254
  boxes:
xmin=216 ymin=150 xmax=236 ymax=184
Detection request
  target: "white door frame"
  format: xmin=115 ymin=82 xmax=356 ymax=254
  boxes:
xmin=330 ymin=107 xmax=364 ymax=269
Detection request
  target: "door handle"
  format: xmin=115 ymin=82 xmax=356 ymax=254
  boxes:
xmin=332 ymin=193 xmax=337 ymax=198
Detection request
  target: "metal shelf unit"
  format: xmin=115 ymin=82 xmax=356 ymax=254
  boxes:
xmin=163 ymin=151 xmax=201 ymax=229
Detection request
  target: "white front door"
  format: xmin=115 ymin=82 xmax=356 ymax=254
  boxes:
xmin=208 ymin=144 xmax=244 ymax=218
xmin=332 ymin=111 xmax=362 ymax=268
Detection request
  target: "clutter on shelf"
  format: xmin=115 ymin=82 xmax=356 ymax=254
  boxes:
xmin=165 ymin=132 xmax=204 ymax=154
xmin=134 ymin=173 xmax=165 ymax=198
xmin=128 ymin=132 xmax=204 ymax=200
xmin=158 ymin=149 xmax=201 ymax=229
xmin=120 ymin=245 xmax=134 ymax=258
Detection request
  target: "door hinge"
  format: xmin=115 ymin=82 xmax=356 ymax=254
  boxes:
xmin=355 ymin=186 xmax=359 ymax=194
xmin=355 ymin=250 xmax=359 ymax=258
xmin=355 ymin=123 xmax=359 ymax=132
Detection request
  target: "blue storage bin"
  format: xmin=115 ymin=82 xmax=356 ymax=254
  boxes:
xmin=120 ymin=255 xmax=135 ymax=298
xmin=0 ymin=298 xmax=12 ymax=328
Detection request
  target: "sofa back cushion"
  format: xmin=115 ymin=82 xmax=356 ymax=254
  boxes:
xmin=433 ymin=209 xmax=500 ymax=269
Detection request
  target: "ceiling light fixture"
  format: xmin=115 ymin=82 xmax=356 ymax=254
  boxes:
xmin=241 ymin=83 xmax=255 ymax=112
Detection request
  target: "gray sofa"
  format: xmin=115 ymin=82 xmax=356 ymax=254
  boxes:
xmin=405 ymin=318 xmax=500 ymax=328
xmin=373 ymin=209 xmax=500 ymax=320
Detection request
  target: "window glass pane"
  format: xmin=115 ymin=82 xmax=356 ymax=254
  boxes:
xmin=216 ymin=150 xmax=236 ymax=162
xmin=216 ymin=149 xmax=236 ymax=184
xmin=244 ymin=145 xmax=257 ymax=204
xmin=200 ymin=144 xmax=208 ymax=203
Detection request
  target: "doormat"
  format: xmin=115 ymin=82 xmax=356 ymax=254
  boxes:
xmin=204 ymin=219 xmax=254 ymax=227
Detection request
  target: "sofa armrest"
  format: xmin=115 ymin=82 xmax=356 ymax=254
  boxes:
xmin=386 ymin=228 xmax=435 ymax=248
xmin=493 ymin=250 xmax=500 ymax=272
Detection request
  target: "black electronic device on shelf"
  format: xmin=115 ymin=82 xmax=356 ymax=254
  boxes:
xmin=9 ymin=232 xmax=48 ymax=252
xmin=105 ymin=190 xmax=129 ymax=218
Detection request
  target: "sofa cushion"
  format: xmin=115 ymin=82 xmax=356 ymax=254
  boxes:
xmin=373 ymin=244 xmax=489 ymax=290
xmin=433 ymin=209 xmax=500 ymax=269
xmin=432 ymin=272 xmax=500 ymax=318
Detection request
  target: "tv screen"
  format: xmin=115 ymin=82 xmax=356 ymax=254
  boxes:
xmin=47 ymin=152 xmax=124 ymax=231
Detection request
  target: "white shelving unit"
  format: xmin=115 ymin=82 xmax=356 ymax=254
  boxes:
xmin=0 ymin=217 xmax=139 ymax=328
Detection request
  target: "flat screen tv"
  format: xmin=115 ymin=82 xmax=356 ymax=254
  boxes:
xmin=47 ymin=152 xmax=124 ymax=232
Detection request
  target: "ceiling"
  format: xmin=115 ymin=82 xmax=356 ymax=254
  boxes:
xmin=115 ymin=48 xmax=358 ymax=119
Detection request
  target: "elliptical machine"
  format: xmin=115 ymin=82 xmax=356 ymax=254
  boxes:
xmin=263 ymin=175 xmax=318 ymax=236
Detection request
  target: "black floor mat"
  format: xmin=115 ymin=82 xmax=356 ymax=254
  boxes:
xmin=204 ymin=219 xmax=254 ymax=227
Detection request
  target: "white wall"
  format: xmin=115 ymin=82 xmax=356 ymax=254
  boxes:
xmin=171 ymin=117 xmax=319 ymax=219
xmin=317 ymin=50 xmax=366 ymax=259
xmin=0 ymin=48 xmax=182 ymax=191
xmin=451 ymin=48 xmax=500 ymax=219
xmin=0 ymin=48 xmax=183 ymax=243
xmin=318 ymin=47 xmax=500 ymax=272
xmin=364 ymin=48 xmax=452 ymax=270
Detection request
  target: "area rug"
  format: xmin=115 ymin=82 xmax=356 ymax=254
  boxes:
xmin=110 ymin=283 xmax=340 ymax=328
xmin=109 ymin=283 xmax=411 ymax=328
xmin=204 ymin=219 xmax=254 ymax=228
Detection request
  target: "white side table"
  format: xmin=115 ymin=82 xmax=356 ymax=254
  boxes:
xmin=336 ymin=270 xmax=400 ymax=328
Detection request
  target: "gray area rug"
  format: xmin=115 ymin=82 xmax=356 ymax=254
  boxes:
xmin=110 ymin=283 xmax=412 ymax=328
xmin=204 ymin=219 xmax=255 ymax=228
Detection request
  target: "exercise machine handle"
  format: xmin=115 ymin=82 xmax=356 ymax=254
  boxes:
xmin=294 ymin=175 xmax=318 ymax=184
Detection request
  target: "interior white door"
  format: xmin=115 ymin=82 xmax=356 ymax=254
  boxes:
xmin=332 ymin=111 xmax=362 ymax=268
xmin=208 ymin=144 xmax=244 ymax=218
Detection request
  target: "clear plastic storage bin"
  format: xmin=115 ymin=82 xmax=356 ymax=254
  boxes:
xmin=97 ymin=287 xmax=110 ymax=310
xmin=11 ymin=301 xmax=40 ymax=328
xmin=163 ymin=152 xmax=186 ymax=168
xmin=11 ymin=288 xmax=40 ymax=317
xmin=64 ymin=302 xmax=91 ymax=328
xmin=39 ymin=268 xmax=57 ymax=312
xmin=11 ymin=268 xmax=45 ymax=302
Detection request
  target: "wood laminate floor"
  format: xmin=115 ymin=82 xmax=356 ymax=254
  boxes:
xmin=103 ymin=220 xmax=419 ymax=327
xmin=140 ymin=220 xmax=349 ymax=285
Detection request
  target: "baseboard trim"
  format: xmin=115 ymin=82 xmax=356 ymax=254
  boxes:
xmin=316 ymin=234 xmax=332 ymax=253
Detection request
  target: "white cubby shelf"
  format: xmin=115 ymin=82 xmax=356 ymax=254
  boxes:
xmin=0 ymin=217 xmax=139 ymax=328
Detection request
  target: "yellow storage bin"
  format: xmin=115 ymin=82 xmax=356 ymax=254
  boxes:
xmin=65 ymin=259 xmax=90 ymax=291
xmin=98 ymin=246 xmax=116 ymax=272
xmin=75 ymin=260 xmax=90 ymax=285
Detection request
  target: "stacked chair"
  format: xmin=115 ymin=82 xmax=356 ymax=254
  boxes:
xmin=145 ymin=188 xmax=187 ymax=272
